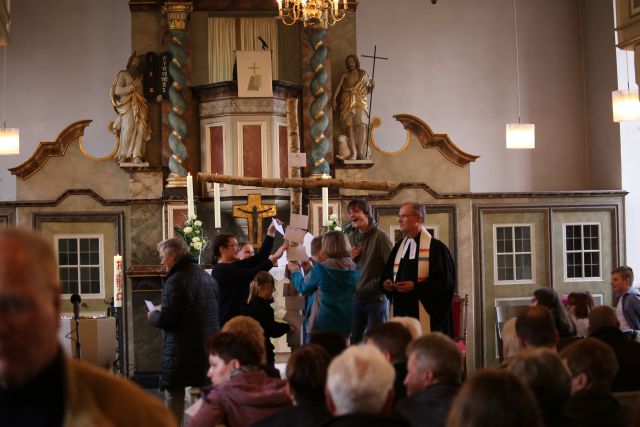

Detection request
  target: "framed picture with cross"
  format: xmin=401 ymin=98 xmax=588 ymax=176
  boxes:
xmin=237 ymin=51 xmax=273 ymax=98
xmin=309 ymin=199 xmax=340 ymax=236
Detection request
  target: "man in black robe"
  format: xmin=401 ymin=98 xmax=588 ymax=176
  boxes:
xmin=381 ymin=203 xmax=455 ymax=335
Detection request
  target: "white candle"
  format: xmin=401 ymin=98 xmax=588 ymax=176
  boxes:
xmin=187 ymin=173 xmax=195 ymax=218
xmin=322 ymin=187 xmax=329 ymax=226
xmin=214 ymin=181 xmax=221 ymax=228
xmin=113 ymin=255 xmax=123 ymax=308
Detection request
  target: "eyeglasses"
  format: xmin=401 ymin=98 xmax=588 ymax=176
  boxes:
xmin=225 ymin=243 xmax=239 ymax=248
xmin=397 ymin=214 xmax=417 ymax=220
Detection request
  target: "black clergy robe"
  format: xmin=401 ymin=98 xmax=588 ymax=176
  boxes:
xmin=381 ymin=234 xmax=456 ymax=336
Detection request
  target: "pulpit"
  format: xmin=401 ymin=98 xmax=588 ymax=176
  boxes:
xmin=191 ymin=81 xmax=302 ymax=199
xmin=58 ymin=316 xmax=116 ymax=369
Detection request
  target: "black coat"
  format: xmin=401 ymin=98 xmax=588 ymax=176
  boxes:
xmin=591 ymin=326 xmax=640 ymax=392
xmin=562 ymin=389 xmax=630 ymax=427
xmin=394 ymin=383 xmax=459 ymax=427
xmin=381 ymin=236 xmax=456 ymax=335
xmin=251 ymin=401 xmax=332 ymax=427
xmin=212 ymin=235 xmax=274 ymax=326
xmin=320 ymin=413 xmax=410 ymax=427
xmin=149 ymin=255 xmax=220 ymax=388
xmin=245 ymin=296 xmax=291 ymax=366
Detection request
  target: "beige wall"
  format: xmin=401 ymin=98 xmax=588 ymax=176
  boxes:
xmin=0 ymin=0 xmax=131 ymax=201
xmin=356 ymin=0 xmax=598 ymax=192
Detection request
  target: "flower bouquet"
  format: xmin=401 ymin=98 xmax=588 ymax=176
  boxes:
xmin=174 ymin=215 xmax=210 ymax=262
xmin=322 ymin=213 xmax=350 ymax=234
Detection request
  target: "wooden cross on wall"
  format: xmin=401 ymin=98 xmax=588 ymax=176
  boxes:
xmin=232 ymin=194 xmax=277 ymax=248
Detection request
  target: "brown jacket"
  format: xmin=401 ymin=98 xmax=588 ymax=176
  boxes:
xmin=63 ymin=356 xmax=176 ymax=427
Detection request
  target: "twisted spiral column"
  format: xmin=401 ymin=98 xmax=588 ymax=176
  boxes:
xmin=308 ymin=29 xmax=330 ymax=176
xmin=163 ymin=2 xmax=192 ymax=187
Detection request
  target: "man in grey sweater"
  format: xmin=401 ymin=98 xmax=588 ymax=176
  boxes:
xmin=347 ymin=199 xmax=393 ymax=344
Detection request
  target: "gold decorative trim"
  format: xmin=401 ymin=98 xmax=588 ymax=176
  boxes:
xmin=393 ymin=114 xmax=479 ymax=167
xmin=78 ymin=136 xmax=119 ymax=161
xmin=9 ymin=120 xmax=96 ymax=180
xmin=369 ymin=116 xmax=412 ymax=156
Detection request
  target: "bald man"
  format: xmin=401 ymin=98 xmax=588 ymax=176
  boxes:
xmin=0 ymin=229 xmax=176 ymax=427
xmin=589 ymin=306 xmax=640 ymax=391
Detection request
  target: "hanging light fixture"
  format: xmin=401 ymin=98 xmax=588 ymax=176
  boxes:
xmin=276 ymin=0 xmax=355 ymax=28
xmin=0 ymin=45 xmax=19 ymax=155
xmin=612 ymin=51 xmax=640 ymax=122
xmin=505 ymin=0 xmax=534 ymax=149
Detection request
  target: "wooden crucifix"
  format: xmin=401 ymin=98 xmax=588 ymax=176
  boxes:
xmin=232 ymin=194 xmax=277 ymax=248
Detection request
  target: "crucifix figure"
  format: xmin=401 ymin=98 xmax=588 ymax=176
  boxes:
xmin=232 ymin=194 xmax=277 ymax=247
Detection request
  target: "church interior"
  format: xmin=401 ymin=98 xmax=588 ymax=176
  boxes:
xmin=1 ymin=0 xmax=640 ymax=401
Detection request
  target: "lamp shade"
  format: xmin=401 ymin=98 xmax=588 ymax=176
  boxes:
xmin=506 ymin=123 xmax=535 ymax=149
xmin=0 ymin=128 xmax=19 ymax=155
xmin=612 ymin=90 xmax=640 ymax=122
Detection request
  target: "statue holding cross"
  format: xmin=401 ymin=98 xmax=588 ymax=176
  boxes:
xmin=232 ymin=194 xmax=276 ymax=247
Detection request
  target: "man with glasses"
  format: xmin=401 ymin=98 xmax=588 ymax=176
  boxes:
xmin=0 ymin=229 xmax=177 ymax=427
xmin=381 ymin=203 xmax=456 ymax=335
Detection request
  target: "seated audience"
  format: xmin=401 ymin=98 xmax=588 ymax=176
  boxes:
xmin=507 ymin=348 xmax=571 ymax=427
xmin=188 ymin=331 xmax=292 ymax=427
xmin=559 ymin=338 xmax=630 ymax=427
xmin=446 ymin=369 xmax=543 ymax=427
xmin=503 ymin=288 xmax=575 ymax=359
xmin=365 ymin=322 xmax=413 ymax=403
xmin=515 ymin=306 xmax=559 ymax=352
xmin=610 ymin=265 xmax=640 ymax=332
xmin=588 ymin=305 xmax=640 ymax=391
xmin=252 ymin=345 xmax=333 ymax=427
xmin=322 ymin=345 xmax=409 ymax=426
xmin=288 ymin=231 xmax=358 ymax=340
xmin=0 ymin=229 xmax=177 ymax=427
xmin=532 ymin=288 xmax=577 ymax=338
xmin=395 ymin=333 xmax=462 ymax=427
xmin=389 ymin=316 xmax=422 ymax=340
xmin=245 ymin=272 xmax=291 ymax=376
xmin=309 ymin=332 xmax=348 ymax=359
xmin=566 ymin=291 xmax=595 ymax=337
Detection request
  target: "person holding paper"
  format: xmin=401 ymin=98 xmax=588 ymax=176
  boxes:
xmin=381 ymin=203 xmax=456 ymax=336
xmin=288 ymin=231 xmax=358 ymax=341
xmin=148 ymin=237 xmax=220 ymax=425
xmin=347 ymin=199 xmax=393 ymax=344
xmin=211 ymin=222 xmax=287 ymax=326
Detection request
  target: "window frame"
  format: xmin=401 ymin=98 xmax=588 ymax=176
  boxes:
xmin=562 ymin=222 xmax=602 ymax=282
xmin=54 ymin=234 xmax=105 ymax=299
xmin=493 ymin=223 xmax=536 ymax=285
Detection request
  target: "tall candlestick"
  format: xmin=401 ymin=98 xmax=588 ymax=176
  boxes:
xmin=113 ymin=255 xmax=123 ymax=308
xmin=187 ymin=173 xmax=195 ymax=218
xmin=322 ymin=186 xmax=329 ymax=226
xmin=214 ymin=182 xmax=221 ymax=228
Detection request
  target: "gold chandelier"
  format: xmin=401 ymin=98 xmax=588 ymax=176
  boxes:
xmin=276 ymin=0 xmax=355 ymax=28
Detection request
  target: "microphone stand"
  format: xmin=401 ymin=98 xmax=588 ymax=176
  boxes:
xmin=71 ymin=293 xmax=82 ymax=359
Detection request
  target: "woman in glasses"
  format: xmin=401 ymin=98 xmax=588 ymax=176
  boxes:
xmin=211 ymin=222 xmax=287 ymax=327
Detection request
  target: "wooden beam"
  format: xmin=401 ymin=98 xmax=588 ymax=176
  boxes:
xmin=197 ymin=173 xmax=397 ymax=192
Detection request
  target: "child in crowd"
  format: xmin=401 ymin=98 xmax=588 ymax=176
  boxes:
xmin=245 ymin=272 xmax=291 ymax=376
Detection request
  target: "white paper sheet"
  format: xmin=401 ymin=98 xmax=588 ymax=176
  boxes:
xmin=144 ymin=300 xmax=158 ymax=312
xmin=287 ymin=245 xmax=309 ymax=262
xmin=271 ymin=218 xmax=285 ymax=235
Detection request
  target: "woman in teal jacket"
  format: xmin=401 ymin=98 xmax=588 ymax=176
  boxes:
xmin=288 ymin=231 xmax=359 ymax=338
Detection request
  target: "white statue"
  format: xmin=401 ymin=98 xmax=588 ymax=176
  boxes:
xmin=109 ymin=53 xmax=151 ymax=164
xmin=336 ymin=135 xmax=351 ymax=161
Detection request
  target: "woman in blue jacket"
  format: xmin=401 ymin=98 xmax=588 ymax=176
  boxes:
xmin=288 ymin=231 xmax=359 ymax=340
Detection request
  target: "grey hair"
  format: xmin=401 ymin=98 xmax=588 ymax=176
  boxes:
xmin=402 ymin=202 xmax=426 ymax=222
xmin=157 ymin=238 xmax=190 ymax=259
xmin=407 ymin=332 xmax=463 ymax=384
xmin=326 ymin=344 xmax=395 ymax=415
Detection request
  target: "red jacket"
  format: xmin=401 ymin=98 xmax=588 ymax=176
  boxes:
xmin=188 ymin=370 xmax=292 ymax=427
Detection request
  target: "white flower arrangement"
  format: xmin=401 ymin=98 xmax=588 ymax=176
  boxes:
xmin=324 ymin=213 xmax=346 ymax=233
xmin=174 ymin=215 xmax=210 ymax=260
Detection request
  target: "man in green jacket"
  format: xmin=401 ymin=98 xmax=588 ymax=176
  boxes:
xmin=347 ymin=199 xmax=393 ymax=344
